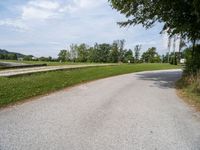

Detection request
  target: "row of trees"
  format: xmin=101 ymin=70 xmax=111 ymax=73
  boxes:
xmin=58 ymin=40 xmax=163 ymax=63
xmin=58 ymin=40 xmax=140 ymax=63
xmin=0 ymin=41 xmax=164 ymax=64
xmin=0 ymin=53 xmax=17 ymax=60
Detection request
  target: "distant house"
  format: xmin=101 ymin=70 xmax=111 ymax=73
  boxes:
xmin=180 ymin=58 xmax=186 ymax=64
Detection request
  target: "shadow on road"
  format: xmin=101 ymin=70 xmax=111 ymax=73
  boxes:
xmin=136 ymin=71 xmax=182 ymax=89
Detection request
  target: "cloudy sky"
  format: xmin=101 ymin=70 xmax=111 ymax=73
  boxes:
xmin=0 ymin=0 xmax=169 ymax=57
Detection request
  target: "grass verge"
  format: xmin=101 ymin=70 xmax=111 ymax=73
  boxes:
xmin=176 ymin=73 xmax=200 ymax=110
xmin=0 ymin=63 xmax=180 ymax=107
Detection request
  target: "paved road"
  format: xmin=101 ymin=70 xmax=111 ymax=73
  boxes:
xmin=0 ymin=70 xmax=200 ymax=150
xmin=0 ymin=64 xmax=114 ymax=77
xmin=0 ymin=61 xmax=26 ymax=67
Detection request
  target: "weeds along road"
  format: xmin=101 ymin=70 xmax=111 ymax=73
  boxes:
xmin=0 ymin=69 xmax=200 ymax=150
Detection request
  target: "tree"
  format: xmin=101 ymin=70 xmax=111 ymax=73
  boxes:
xmin=87 ymin=46 xmax=97 ymax=62
xmin=109 ymin=0 xmax=200 ymax=72
xmin=113 ymin=39 xmax=125 ymax=62
xmin=97 ymin=43 xmax=111 ymax=62
xmin=124 ymin=49 xmax=134 ymax=63
xmin=7 ymin=54 xmax=17 ymax=60
xmin=76 ymin=44 xmax=89 ymax=62
xmin=0 ymin=54 xmax=4 ymax=59
xmin=23 ymin=55 xmax=33 ymax=61
xmin=141 ymin=47 xmax=161 ymax=63
xmin=134 ymin=45 xmax=141 ymax=63
xmin=109 ymin=42 xmax=120 ymax=63
xmin=58 ymin=50 xmax=70 ymax=62
xmin=109 ymin=0 xmax=200 ymax=40
xmin=69 ymin=44 xmax=78 ymax=62
xmin=162 ymin=53 xmax=169 ymax=63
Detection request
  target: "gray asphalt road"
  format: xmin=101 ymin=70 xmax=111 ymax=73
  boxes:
xmin=0 ymin=70 xmax=200 ymax=150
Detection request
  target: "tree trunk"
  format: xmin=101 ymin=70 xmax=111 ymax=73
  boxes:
xmin=192 ymin=38 xmax=196 ymax=59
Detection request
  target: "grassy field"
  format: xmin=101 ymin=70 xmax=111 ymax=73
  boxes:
xmin=0 ymin=63 xmax=180 ymax=107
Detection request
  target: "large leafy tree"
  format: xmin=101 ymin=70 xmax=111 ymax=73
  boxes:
xmin=109 ymin=42 xmax=120 ymax=63
xmin=109 ymin=0 xmax=200 ymax=41
xmin=141 ymin=47 xmax=161 ymax=63
xmin=58 ymin=50 xmax=70 ymax=62
xmin=109 ymin=0 xmax=200 ymax=72
xmin=124 ymin=49 xmax=134 ymax=63
xmin=76 ymin=44 xmax=89 ymax=62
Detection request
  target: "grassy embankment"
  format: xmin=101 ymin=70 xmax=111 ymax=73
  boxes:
xmin=176 ymin=73 xmax=200 ymax=109
xmin=0 ymin=63 xmax=180 ymax=107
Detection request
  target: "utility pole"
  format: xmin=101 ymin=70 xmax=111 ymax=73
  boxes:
xmin=173 ymin=35 xmax=176 ymax=55
xmin=173 ymin=35 xmax=177 ymax=65
xmin=178 ymin=35 xmax=182 ymax=62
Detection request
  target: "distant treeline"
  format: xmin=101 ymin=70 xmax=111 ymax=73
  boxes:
xmin=1 ymin=40 xmax=183 ymax=64
xmin=58 ymin=40 xmax=163 ymax=63
xmin=0 ymin=49 xmax=24 ymax=60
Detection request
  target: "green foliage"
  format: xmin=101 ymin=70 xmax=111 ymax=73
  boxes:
xmin=0 ymin=53 xmax=17 ymax=60
xmin=23 ymin=55 xmax=34 ymax=61
xmin=76 ymin=44 xmax=89 ymax=62
xmin=57 ymin=40 xmax=135 ymax=63
xmin=0 ymin=64 xmax=180 ymax=107
xmin=124 ymin=49 xmax=134 ymax=63
xmin=183 ymin=45 xmax=200 ymax=74
xmin=134 ymin=45 xmax=141 ymax=63
xmin=109 ymin=0 xmax=200 ymax=41
xmin=39 ymin=56 xmax=53 ymax=62
xmin=109 ymin=42 xmax=119 ymax=63
xmin=109 ymin=0 xmax=200 ymax=73
xmin=141 ymin=47 xmax=161 ymax=63
xmin=170 ymin=56 xmax=178 ymax=65
xmin=0 ymin=49 xmax=25 ymax=60
xmin=88 ymin=43 xmax=111 ymax=63
xmin=58 ymin=50 xmax=70 ymax=62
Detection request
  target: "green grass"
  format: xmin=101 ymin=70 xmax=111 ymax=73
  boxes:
xmin=0 ymin=63 xmax=180 ymax=107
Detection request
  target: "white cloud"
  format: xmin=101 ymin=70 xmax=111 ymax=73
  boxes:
xmin=21 ymin=0 xmax=62 ymax=20
xmin=28 ymin=0 xmax=60 ymax=10
xmin=22 ymin=6 xmax=59 ymax=20
xmin=58 ymin=0 xmax=105 ymax=13
xmin=74 ymin=0 xmax=104 ymax=9
xmin=0 ymin=0 xmax=167 ymax=57
xmin=0 ymin=0 xmax=106 ymax=28
xmin=0 ymin=19 xmax=28 ymax=30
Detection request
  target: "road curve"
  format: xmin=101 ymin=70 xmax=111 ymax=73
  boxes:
xmin=0 ymin=69 xmax=200 ymax=150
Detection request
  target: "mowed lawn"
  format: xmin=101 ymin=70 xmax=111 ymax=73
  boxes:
xmin=0 ymin=63 xmax=181 ymax=107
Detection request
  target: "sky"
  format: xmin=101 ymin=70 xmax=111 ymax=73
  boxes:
xmin=0 ymin=0 xmax=170 ymax=57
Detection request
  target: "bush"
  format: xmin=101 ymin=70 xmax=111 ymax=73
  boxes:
xmin=179 ymin=72 xmax=200 ymax=95
xmin=170 ymin=55 xmax=177 ymax=65
xmin=184 ymin=45 xmax=200 ymax=75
